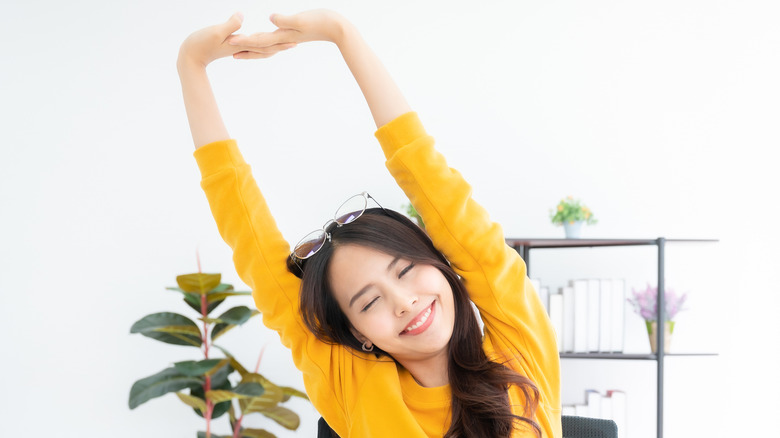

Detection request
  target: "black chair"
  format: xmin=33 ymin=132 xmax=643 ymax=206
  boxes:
xmin=317 ymin=415 xmax=619 ymax=437
xmin=562 ymin=415 xmax=619 ymax=438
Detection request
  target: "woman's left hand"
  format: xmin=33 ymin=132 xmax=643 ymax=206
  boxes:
xmin=228 ymin=9 xmax=350 ymax=59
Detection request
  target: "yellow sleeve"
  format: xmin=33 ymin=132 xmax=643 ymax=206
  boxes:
xmin=194 ymin=140 xmax=368 ymax=434
xmin=376 ymin=113 xmax=562 ymax=437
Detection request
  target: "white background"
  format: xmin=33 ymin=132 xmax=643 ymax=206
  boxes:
xmin=1 ymin=0 xmax=778 ymax=437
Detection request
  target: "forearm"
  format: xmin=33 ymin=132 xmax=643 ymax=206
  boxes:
xmin=335 ymin=22 xmax=411 ymax=128
xmin=177 ymin=58 xmax=230 ymax=149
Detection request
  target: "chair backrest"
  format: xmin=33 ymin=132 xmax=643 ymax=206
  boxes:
xmin=562 ymin=415 xmax=619 ymax=438
xmin=317 ymin=417 xmax=338 ymax=438
xmin=318 ymin=415 xmax=619 ymax=437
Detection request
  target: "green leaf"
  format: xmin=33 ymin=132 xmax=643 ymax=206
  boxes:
xmin=176 ymin=392 xmax=207 ymax=414
xmin=217 ymin=306 xmax=254 ymax=325
xmin=211 ymin=323 xmax=233 ymax=342
xmin=174 ymin=359 xmax=224 ymax=377
xmin=207 ymin=291 xmax=251 ymax=303
xmin=233 ymin=382 xmax=266 ymax=397
xmin=239 ymin=375 xmax=283 ymax=413
xmin=130 ymin=312 xmax=202 ymax=347
xmin=190 ymin=377 xmax=231 ymax=419
xmin=240 ymin=429 xmax=276 ymax=438
xmin=226 ymin=355 xmax=249 ymax=377
xmin=205 ymin=390 xmax=242 ymax=403
xmin=260 ymin=406 xmax=300 ymax=430
xmin=129 ymin=367 xmax=202 ymax=409
xmin=211 ymin=308 xmax=259 ymax=342
xmin=280 ymin=386 xmax=309 ymax=401
xmin=177 ymin=273 xmax=221 ymax=294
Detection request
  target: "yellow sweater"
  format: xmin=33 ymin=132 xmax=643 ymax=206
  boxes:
xmin=194 ymin=112 xmax=561 ymax=437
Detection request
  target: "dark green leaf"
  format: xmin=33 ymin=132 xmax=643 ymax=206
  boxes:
xmin=173 ymin=359 xmax=224 ymax=377
xmin=217 ymin=306 xmax=253 ymax=325
xmin=191 ymin=377 xmax=232 ymax=419
xmin=129 ymin=367 xmax=202 ymax=409
xmin=207 ymin=291 xmax=251 ymax=303
xmin=130 ymin=312 xmax=202 ymax=347
xmin=211 ymin=322 xmax=232 ymax=342
xmin=232 ymin=382 xmax=265 ymax=397
xmin=177 ymin=273 xmax=221 ymax=294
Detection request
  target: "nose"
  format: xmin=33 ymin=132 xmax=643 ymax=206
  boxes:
xmin=394 ymin=293 xmax=419 ymax=317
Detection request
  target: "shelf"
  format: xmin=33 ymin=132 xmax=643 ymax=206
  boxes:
xmin=506 ymin=238 xmax=718 ymax=250
xmin=560 ymin=352 xmax=719 ymax=360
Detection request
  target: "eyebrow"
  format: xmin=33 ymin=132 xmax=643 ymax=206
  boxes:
xmin=348 ymin=256 xmax=401 ymax=308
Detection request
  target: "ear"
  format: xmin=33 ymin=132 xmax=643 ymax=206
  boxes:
xmin=349 ymin=325 xmax=369 ymax=345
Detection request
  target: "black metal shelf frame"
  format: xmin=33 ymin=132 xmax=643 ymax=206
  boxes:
xmin=506 ymin=237 xmax=718 ymax=438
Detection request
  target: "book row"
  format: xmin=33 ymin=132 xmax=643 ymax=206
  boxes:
xmin=562 ymin=389 xmax=627 ymax=436
xmin=530 ymin=278 xmax=626 ymax=353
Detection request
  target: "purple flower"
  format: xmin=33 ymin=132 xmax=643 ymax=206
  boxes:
xmin=627 ymin=283 xmax=688 ymax=322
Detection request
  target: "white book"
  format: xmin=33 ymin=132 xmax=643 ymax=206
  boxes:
xmin=586 ymin=279 xmax=601 ymax=352
xmin=571 ymin=281 xmax=589 ymax=353
xmin=548 ymin=293 xmax=564 ymax=353
xmin=562 ymin=405 xmax=576 ymax=416
xmin=574 ymin=404 xmax=589 ymax=417
xmin=611 ymin=279 xmax=626 ymax=353
xmin=599 ymin=279 xmax=613 ymax=352
xmin=586 ymin=389 xmax=602 ymax=419
xmin=530 ymin=278 xmax=542 ymax=295
xmin=607 ymin=390 xmax=627 ymax=437
xmin=561 ymin=286 xmax=575 ymax=353
xmin=538 ymin=286 xmax=550 ymax=314
xmin=600 ymin=393 xmax=613 ymax=420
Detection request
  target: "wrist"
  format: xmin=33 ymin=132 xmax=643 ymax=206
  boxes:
xmin=177 ymin=49 xmax=208 ymax=75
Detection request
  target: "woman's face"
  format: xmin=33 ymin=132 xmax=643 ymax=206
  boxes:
xmin=327 ymin=243 xmax=455 ymax=364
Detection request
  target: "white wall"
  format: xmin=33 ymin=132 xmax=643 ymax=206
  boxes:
xmin=1 ymin=0 xmax=778 ymax=436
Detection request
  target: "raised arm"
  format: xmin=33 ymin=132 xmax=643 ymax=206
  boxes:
xmin=229 ymin=10 xmax=411 ymax=128
xmin=177 ymin=13 xmax=295 ymax=147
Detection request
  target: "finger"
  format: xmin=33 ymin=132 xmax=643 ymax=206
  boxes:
xmin=221 ymin=12 xmax=244 ymax=34
xmin=232 ymin=43 xmax=297 ymax=59
xmin=229 ymin=29 xmax=299 ymax=47
xmin=269 ymin=13 xmax=297 ymax=29
xmin=233 ymin=51 xmax=274 ymax=60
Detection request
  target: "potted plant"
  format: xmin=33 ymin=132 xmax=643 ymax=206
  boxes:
xmin=129 ymin=269 xmax=310 ymax=437
xmin=549 ymin=196 xmax=597 ymax=238
xmin=627 ymin=283 xmax=688 ymax=353
xmin=403 ymin=202 xmax=425 ymax=230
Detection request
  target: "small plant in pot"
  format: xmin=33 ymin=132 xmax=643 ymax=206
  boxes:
xmin=549 ymin=196 xmax=597 ymax=238
xmin=627 ymin=283 xmax=688 ymax=353
xmin=129 ymin=270 xmax=309 ymax=438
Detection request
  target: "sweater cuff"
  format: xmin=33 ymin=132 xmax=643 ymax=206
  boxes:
xmin=193 ymin=139 xmax=244 ymax=178
xmin=374 ymin=112 xmax=427 ymax=161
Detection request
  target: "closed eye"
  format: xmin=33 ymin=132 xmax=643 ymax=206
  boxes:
xmin=361 ymin=296 xmax=379 ymax=312
xmin=399 ymin=262 xmax=415 ymax=278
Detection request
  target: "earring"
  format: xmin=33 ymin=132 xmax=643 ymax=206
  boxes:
xmin=362 ymin=341 xmax=374 ymax=352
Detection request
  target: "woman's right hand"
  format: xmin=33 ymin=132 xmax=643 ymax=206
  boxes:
xmin=177 ymin=12 xmax=296 ymax=69
xmin=227 ymin=9 xmax=351 ymax=58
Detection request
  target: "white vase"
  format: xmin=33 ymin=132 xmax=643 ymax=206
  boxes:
xmin=563 ymin=221 xmax=583 ymax=238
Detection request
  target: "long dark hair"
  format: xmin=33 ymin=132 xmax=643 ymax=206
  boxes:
xmin=288 ymin=208 xmax=540 ymax=437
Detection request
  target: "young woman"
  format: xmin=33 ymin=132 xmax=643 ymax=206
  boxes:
xmin=178 ymin=10 xmax=561 ymax=437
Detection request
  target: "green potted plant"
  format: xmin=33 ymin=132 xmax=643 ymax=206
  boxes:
xmin=403 ymin=202 xmax=425 ymax=230
xmin=549 ymin=196 xmax=597 ymax=238
xmin=129 ymin=270 xmax=309 ymax=437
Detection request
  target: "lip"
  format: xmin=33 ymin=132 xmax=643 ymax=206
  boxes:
xmin=399 ymin=302 xmax=436 ymax=336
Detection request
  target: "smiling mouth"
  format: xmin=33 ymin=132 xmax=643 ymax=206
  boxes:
xmin=400 ymin=302 xmax=435 ymax=335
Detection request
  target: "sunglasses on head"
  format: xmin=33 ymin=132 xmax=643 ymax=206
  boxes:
xmin=291 ymin=191 xmax=385 ymax=261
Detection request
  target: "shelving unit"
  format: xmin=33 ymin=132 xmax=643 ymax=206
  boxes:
xmin=505 ymin=237 xmax=718 ymax=438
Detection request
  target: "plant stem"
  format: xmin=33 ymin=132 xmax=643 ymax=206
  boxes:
xmin=232 ymin=413 xmax=245 ymax=438
xmin=201 ymin=290 xmax=214 ymax=436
